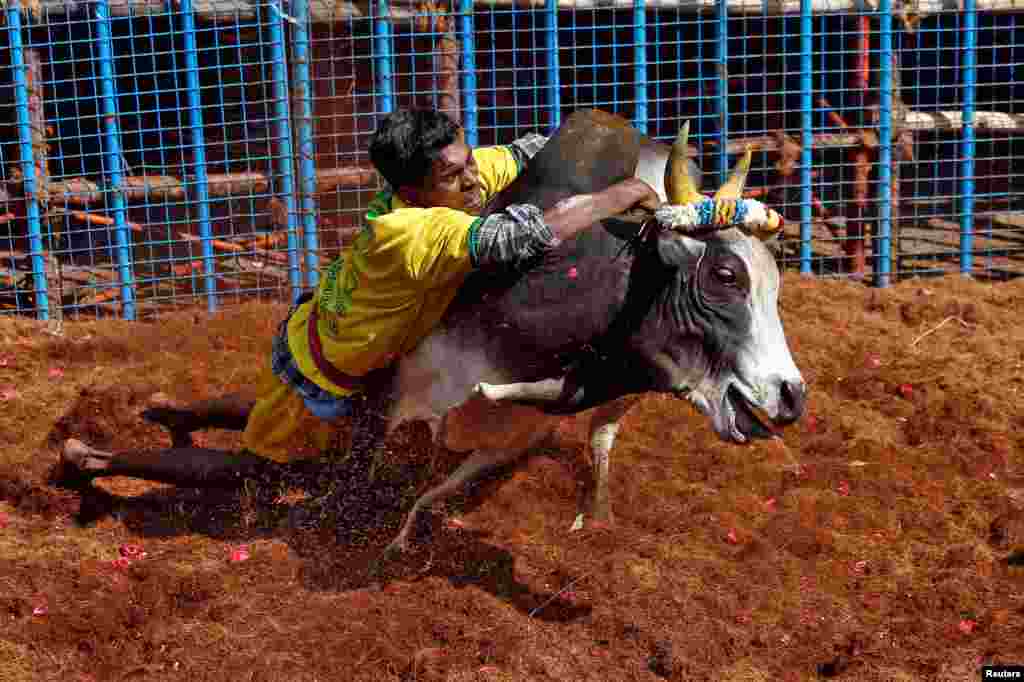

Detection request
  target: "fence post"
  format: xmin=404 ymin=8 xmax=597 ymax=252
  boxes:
xmin=267 ymin=0 xmax=303 ymax=302
xmin=633 ymin=0 xmax=647 ymax=135
xmin=7 ymin=2 xmax=49 ymax=320
xmin=289 ymin=0 xmax=320 ymax=290
xmin=875 ymin=0 xmax=893 ymax=287
xmin=959 ymin=0 xmax=977 ymax=276
xmin=176 ymin=0 xmax=217 ymax=313
xmin=375 ymin=0 xmax=394 ymax=117
xmin=94 ymin=0 xmax=137 ymax=320
xmin=458 ymin=0 xmax=477 ymax=146
xmin=715 ymin=0 xmax=729 ymax=186
xmin=545 ymin=0 xmax=561 ymax=131
xmin=799 ymin=0 xmax=813 ymax=275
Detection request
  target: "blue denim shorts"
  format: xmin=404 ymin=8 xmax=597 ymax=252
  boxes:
xmin=270 ymin=300 xmax=356 ymax=423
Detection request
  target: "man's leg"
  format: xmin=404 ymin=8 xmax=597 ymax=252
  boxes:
xmin=59 ymin=438 xmax=270 ymax=488
xmin=141 ymin=392 xmax=256 ymax=447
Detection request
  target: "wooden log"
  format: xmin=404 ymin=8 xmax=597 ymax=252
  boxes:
xmin=904 ymin=110 xmax=1024 ymax=132
xmin=45 ymin=166 xmax=379 ymax=206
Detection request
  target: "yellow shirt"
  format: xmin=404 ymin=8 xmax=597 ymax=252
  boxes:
xmin=285 ymin=144 xmax=523 ymax=397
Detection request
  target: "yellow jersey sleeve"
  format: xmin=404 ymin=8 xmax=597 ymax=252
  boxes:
xmin=399 ymin=207 xmax=481 ymax=285
xmin=473 ymin=145 xmax=521 ymax=200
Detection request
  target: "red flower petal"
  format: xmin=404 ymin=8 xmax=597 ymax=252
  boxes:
xmin=958 ymin=619 xmax=977 ymax=635
xmin=119 ymin=544 xmax=147 ymax=560
xmin=726 ymin=530 xmax=740 ymax=544
xmin=230 ymin=546 xmax=251 ymax=563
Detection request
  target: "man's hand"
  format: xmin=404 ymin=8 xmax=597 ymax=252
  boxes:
xmin=544 ymin=178 xmax=663 ymax=243
xmin=619 ymin=177 xmax=662 ymax=214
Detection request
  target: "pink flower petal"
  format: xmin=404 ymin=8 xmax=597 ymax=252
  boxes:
xmin=48 ymin=367 xmax=65 ymax=379
xmin=32 ymin=604 xmax=47 ymax=616
xmin=0 ymin=386 xmax=18 ymax=402
xmin=567 ymin=267 xmax=578 ymax=279
xmin=726 ymin=530 xmax=740 ymax=544
xmin=119 ymin=544 xmax=147 ymax=560
xmin=0 ymin=356 xmax=11 ymax=367
xmin=763 ymin=497 xmax=777 ymax=511
xmin=958 ymin=619 xmax=976 ymax=635
xmin=230 ymin=545 xmax=251 ymax=563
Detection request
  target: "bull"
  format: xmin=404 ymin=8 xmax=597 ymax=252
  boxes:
xmin=377 ymin=109 xmax=806 ymax=559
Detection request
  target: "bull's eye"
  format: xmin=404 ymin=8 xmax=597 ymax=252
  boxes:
xmin=714 ymin=266 xmax=737 ymax=286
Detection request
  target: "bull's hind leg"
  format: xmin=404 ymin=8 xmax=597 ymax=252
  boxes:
xmin=382 ymin=422 xmax=553 ymax=561
xmin=570 ymin=396 xmax=640 ymax=532
xmin=383 ymin=446 xmax=528 ymax=559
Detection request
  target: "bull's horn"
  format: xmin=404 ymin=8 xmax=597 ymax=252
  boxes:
xmin=665 ymin=121 xmax=703 ymax=205
xmin=714 ymin=146 xmax=753 ymax=201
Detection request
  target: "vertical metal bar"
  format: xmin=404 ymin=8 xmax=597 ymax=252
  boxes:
xmin=267 ymin=0 xmax=303 ymax=301
xmin=458 ymin=0 xmax=477 ymax=146
xmin=633 ymin=0 xmax=647 ymax=134
xmin=799 ymin=0 xmax=813 ymax=274
xmin=7 ymin=4 xmax=49 ymax=320
xmin=959 ymin=0 xmax=977 ymax=276
xmin=875 ymin=0 xmax=893 ymax=287
xmin=94 ymin=0 xmax=136 ymax=320
xmin=290 ymin=0 xmax=320 ymax=290
xmin=176 ymin=0 xmax=217 ymax=312
xmin=715 ymin=0 xmax=729 ymax=185
xmin=375 ymin=0 xmax=394 ymax=116
xmin=545 ymin=0 xmax=561 ymax=131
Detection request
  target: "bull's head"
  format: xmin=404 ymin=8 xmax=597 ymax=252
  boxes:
xmin=643 ymin=122 xmax=806 ymax=443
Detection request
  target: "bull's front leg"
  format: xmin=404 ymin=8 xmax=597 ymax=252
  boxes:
xmin=570 ymin=396 xmax=640 ymax=532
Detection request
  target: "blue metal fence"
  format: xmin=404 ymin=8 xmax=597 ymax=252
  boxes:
xmin=1 ymin=0 xmax=1022 ymax=320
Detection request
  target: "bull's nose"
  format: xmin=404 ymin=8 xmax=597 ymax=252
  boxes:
xmin=777 ymin=379 xmax=806 ymax=425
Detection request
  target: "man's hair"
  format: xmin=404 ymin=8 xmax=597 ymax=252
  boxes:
xmin=369 ymin=108 xmax=461 ymax=190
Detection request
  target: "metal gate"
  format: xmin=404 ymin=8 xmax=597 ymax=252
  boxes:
xmin=1 ymin=0 xmax=1022 ymax=321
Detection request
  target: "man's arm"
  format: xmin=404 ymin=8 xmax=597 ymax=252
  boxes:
xmin=507 ymin=133 xmax=549 ymax=170
xmin=470 ymin=178 xmax=660 ymax=271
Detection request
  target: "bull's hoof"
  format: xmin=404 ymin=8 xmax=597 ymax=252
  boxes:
xmin=140 ymin=393 xmax=196 ymax=448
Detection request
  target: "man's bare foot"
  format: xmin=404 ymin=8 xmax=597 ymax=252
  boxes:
xmin=140 ymin=393 xmax=196 ymax=448
xmin=58 ymin=439 xmax=113 ymax=484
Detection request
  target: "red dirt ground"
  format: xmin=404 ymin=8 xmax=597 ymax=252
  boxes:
xmin=1 ymin=272 xmax=1023 ymax=681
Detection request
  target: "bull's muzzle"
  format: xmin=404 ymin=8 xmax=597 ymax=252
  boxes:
xmin=775 ymin=377 xmax=807 ymax=425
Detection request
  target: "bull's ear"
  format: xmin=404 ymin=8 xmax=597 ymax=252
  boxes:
xmin=656 ymin=231 xmax=705 ymax=268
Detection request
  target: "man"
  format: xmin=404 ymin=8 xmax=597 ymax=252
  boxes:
xmin=58 ymin=107 xmax=660 ymax=487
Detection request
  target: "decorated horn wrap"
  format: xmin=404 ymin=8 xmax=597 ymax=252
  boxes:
xmin=665 ymin=121 xmax=703 ymax=205
xmin=655 ymin=122 xmax=786 ymax=242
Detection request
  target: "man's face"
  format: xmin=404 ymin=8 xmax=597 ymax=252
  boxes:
xmin=410 ymin=132 xmax=484 ymax=215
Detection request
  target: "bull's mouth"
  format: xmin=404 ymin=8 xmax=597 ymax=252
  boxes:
xmin=724 ymin=384 xmax=774 ymax=444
